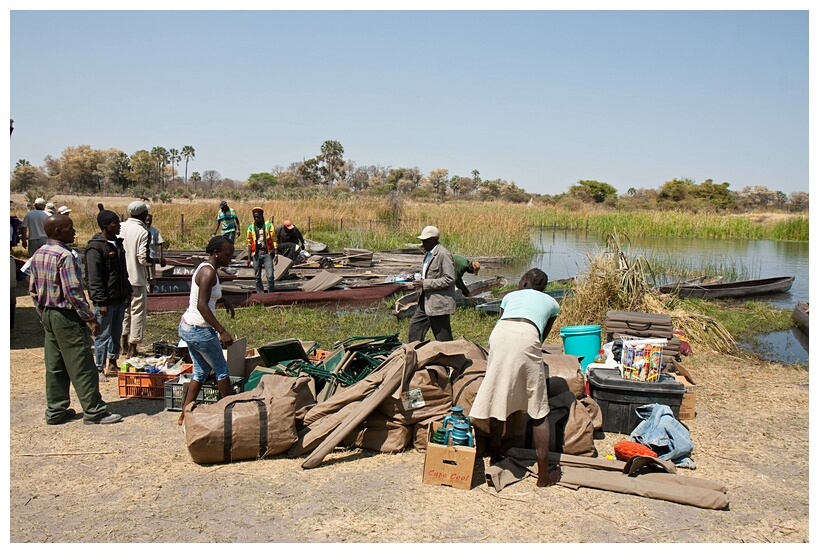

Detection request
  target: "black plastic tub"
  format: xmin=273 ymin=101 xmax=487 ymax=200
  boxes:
xmin=587 ymin=368 xmax=684 ymax=435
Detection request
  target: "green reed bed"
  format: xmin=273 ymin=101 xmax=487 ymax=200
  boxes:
xmin=524 ymin=208 xmax=808 ymax=241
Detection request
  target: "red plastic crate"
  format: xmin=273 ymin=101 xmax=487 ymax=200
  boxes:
xmin=118 ymin=364 xmax=193 ymax=399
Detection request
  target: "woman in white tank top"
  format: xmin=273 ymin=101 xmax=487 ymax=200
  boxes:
xmin=177 ymin=236 xmax=237 ymax=425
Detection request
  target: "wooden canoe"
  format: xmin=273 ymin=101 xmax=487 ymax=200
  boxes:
xmin=474 ymin=287 xmax=571 ymax=314
xmin=390 ymin=276 xmax=508 ymax=319
xmin=792 ymin=301 xmax=809 ymax=335
xmin=147 ymin=282 xmax=409 ymax=312
xmin=656 ymin=276 xmax=794 ymax=299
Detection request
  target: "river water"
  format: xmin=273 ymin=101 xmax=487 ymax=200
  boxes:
xmin=472 ymin=229 xmax=809 ymax=364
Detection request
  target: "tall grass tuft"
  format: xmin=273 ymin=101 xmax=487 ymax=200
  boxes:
xmin=554 ymin=231 xmax=737 ymax=354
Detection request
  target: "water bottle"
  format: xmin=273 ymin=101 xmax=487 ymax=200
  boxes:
xmin=593 ymin=349 xmax=606 ymax=364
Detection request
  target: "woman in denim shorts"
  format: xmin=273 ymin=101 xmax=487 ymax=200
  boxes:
xmin=177 ymin=236 xmax=237 ymax=425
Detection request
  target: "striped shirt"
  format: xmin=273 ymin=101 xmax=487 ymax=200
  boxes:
xmin=28 ymin=239 xmax=95 ymax=322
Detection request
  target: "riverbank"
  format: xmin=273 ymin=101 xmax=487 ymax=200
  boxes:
xmin=9 ymin=194 xmax=808 ymax=259
xmin=8 ymin=287 xmax=810 ymax=543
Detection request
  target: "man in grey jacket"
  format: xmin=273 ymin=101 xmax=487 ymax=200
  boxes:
xmin=118 ymin=201 xmax=155 ymax=358
xmin=408 ymin=226 xmax=457 ymax=342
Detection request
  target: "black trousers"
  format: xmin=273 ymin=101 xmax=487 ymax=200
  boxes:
xmin=407 ymin=298 xmax=453 ymax=342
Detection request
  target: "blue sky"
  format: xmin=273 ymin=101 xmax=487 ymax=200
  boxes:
xmin=7 ymin=7 xmax=811 ymax=195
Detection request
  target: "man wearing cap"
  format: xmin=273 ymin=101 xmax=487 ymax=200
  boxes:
xmin=118 ymin=201 xmax=156 ymax=358
xmin=85 ymin=206 xmax=132 ymax=379
xmin=453 ymin=255 xmax=481 ymax=297
xmin=57 ymin=205 xmax=71 ymax=215
xmin=246 ymin=207 xmax=277 ymax=293
xmin=408 ymin=225 xmax=457 ymax=343
xmin=28 ymin=213 xmax=122 ymax=425
xmin=275 ymin=219 xmax=306 ymax=261
xmin=212 ymin=201 xmax=240 ymax=243
xmin=45 ymin=202 xmax=57 ymax=216
xmin=20 ymin=198 xmax=50 ymax=256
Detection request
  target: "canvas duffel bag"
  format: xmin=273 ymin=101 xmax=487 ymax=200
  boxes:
xmin=342 ymin=411 xmax=413 ymax=453
xmin=605 ymin=310 xmax=674 ymax=341
xmin=184 ymin=378 xmax=298 ymax=464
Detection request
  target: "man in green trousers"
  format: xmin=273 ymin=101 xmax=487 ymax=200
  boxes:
xmin=28 ymin=213 xmax=123 ymax=425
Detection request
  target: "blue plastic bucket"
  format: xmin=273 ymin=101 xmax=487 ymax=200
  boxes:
xmin=559 ymin=324 xmax=602 ymax=373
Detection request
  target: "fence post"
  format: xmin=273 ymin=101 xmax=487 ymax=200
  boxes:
xmin=180 ymin=214 xmax=184 ymax=240
xmin=307 ymin=216 xmax=311 ymax=232
xmin=340 ymin=217 xmax=343 ymax=231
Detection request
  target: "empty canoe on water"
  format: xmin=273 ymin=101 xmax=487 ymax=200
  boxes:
xmin=656 ymin=276 xmax=795 ymax=300
xmin=475 ymin=288 xmax=571 ymax=314
xmin=792 ymin=301 xmax=809 ymax=335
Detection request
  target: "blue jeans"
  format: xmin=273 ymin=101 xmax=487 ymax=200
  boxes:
xmin=222 ymin=231 xmax=236 ymax=243
xmin=253 ymin=252 xmax=275 ymax=293
xmin=178 ymin=321 xmax=230 ymax=383
xmin=93 ymin=301 xmax=125 ymax=370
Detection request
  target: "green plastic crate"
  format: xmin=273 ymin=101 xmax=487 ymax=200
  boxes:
xmin=164 ymin=375 xmax=246 ymax=411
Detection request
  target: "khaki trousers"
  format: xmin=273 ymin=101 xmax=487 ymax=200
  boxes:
xmin=122 ymin=285 xmax=147 ymax=344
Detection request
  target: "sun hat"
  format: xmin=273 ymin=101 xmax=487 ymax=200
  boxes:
xmin=45 ymin=202 xmax=57 ymax=212
xmin=57 ymin=205 xmax=71 ymax=215
xmin=127 ymin=200 xmax=149 ymax=216
xmin=417 ymin=226 xmax=440 ymax=240
xmin=283 ymin=220 xmax=294 ymax=229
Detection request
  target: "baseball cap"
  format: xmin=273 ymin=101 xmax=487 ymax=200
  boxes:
xmin=127 ymin=200 xmax=149 ymax=216
xmin=417 ymin=226 xmax=440 ymax=240
xmin=34 ymin=197 xmax=46 ymax=207
xmin=283 ymin=220 xmax=294 ymax=230
xmin=219 ymin=201 xmax=228 ymax=208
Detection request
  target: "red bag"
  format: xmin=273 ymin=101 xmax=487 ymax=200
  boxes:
xmin=614 ymin=440 xmax=657 ymax=461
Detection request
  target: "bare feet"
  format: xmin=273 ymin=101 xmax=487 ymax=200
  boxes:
xmin=537 ymin=465 xmax=562 ymax=487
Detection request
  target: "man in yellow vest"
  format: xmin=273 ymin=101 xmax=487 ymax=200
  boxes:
xmin=245 ymin=207 xmax=277 ymax=293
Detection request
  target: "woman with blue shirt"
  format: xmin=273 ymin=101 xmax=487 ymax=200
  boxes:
xmin=470 ymin=268 xmax=562 ymax=487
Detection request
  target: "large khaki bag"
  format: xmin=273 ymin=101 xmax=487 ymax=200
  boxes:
xmin=376 ymin=363 xmax=453 ymax=425
xmin=343 ymin=411 xmax=413 ymax=453
xmin=184 ymin=375 xmax=299 ymax=464
xmin=543 ymin=352 xmax=585 ymax=399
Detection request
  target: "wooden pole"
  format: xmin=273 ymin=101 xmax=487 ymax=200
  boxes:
xmin=180 ymin=214 xmax=184 ymax=240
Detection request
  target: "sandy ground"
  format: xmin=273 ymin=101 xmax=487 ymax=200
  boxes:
xmin=7 ymin=284 xmax=810 ymax=543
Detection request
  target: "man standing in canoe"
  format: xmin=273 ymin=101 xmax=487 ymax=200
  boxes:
xmin=212 ymin=200 xmax=240 ymax=244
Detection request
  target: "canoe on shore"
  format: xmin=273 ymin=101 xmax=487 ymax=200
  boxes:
xmin=656 ymin=276 xmax=795 ymax=300
xmin=792 ymin=301 xmax=809 ymax=335
xmin=147 ymin=282 xmax=409 ymax=312
xmin=390 ymin=276 xmax=508 ymax=319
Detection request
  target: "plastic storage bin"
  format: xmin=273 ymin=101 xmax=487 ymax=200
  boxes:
xmin=587 ymin=367 xmax=684 ymax=434
xmin=164 ymin=375 xmax=246 ymax=411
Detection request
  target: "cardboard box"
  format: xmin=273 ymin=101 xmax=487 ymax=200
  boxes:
xmin=244 ymin=348 xmax=264 ymax=378
xmin=223 ymin=337 xmax=247 ymax=378
xmin=671 ymin=360 xmax=697 ymax=420
xmin=422 ymin=421 xmax=477 ymax=490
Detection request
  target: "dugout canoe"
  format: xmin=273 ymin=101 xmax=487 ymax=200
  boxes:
xmin=390 ymin=276 xmax=508 ymax=319
xmin=656 ymin=276 xmax=794 ymax=300
xmin=474 ymin=287 xmax=571 ymax=314
xmin=147 ymin=282 xmax=409 ymax=312
xmin=791 ymin=301 xmax=809 ymax=335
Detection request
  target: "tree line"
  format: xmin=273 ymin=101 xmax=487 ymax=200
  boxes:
xmin=10 ymin=139 xmax=808 ymax=213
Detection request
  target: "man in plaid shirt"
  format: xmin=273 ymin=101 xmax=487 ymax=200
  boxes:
xmin=28 ymin=214 xmax=123 ymax=425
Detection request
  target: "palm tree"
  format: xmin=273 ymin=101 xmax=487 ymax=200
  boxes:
xmin=181 ymin=145 xmax=195 ymax=188
xmin=169 ymin=148 xmax=181 ymax=186
xmin=150 ymin=146 xmax=169 ymax=189
xmin=15 ymin=159 xmax=30 ymax=169
xmin=319 ymin=140 xmax=345 ymax=188
xmin=189 ymin=171 xmax=202 ymax=190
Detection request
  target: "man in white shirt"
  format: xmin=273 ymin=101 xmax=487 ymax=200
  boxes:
xmin=117 ymin=201 xmax=155 ymax=357
xmin=20 ymin=197 xmax=50 ymax=256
